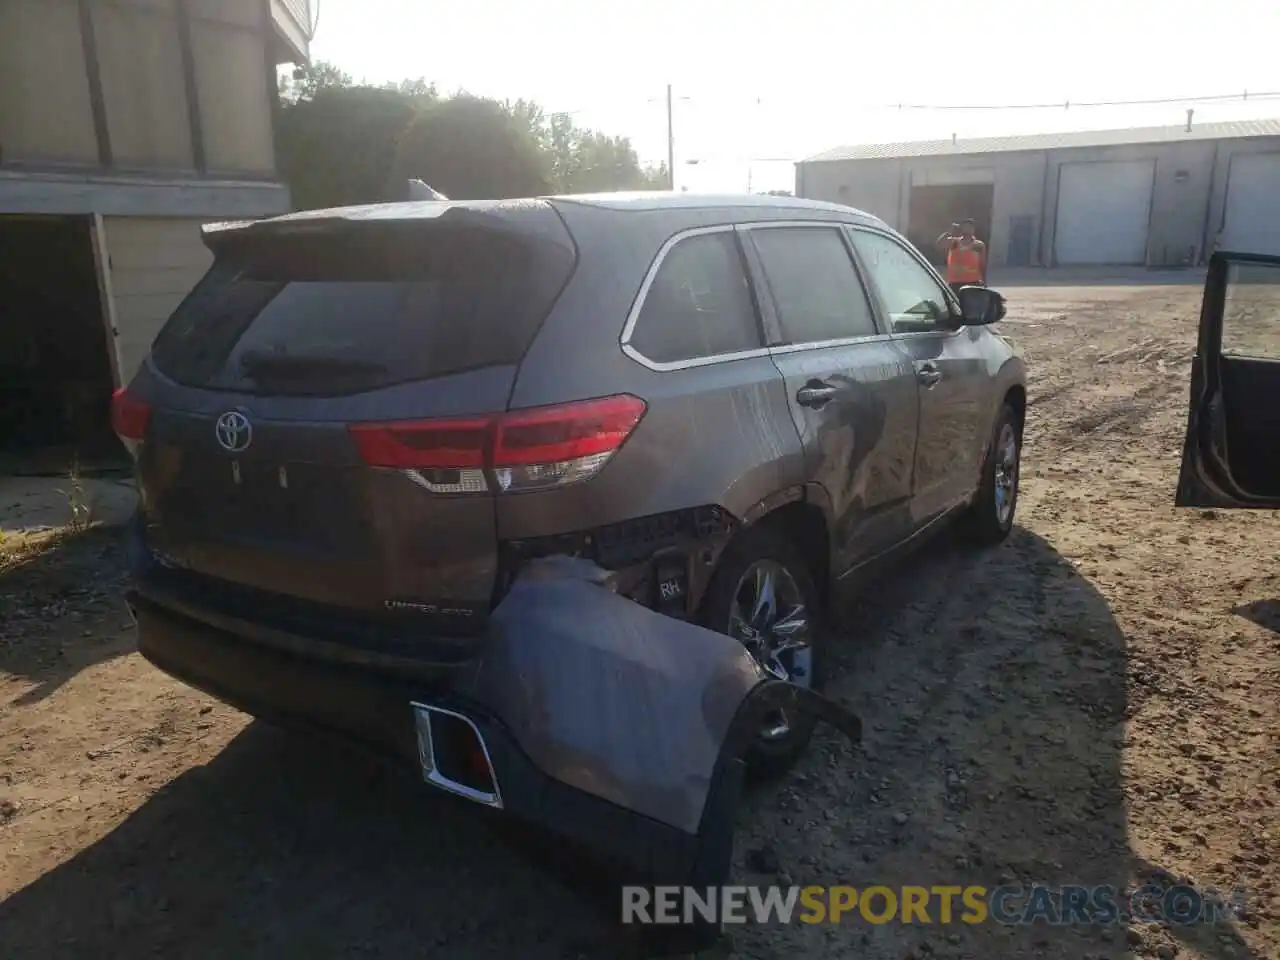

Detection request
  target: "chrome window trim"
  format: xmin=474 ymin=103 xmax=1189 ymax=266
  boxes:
xmin=619 ymin=219 xmax=879 ymax=372
xmin=620 ymin=342 xmax=774 ymax=372
xmin=619 ymin=224 xmax=749 ymax=371
xmin=735 ymin=219 xmax=868 ymax=232
xmin=769 ymin=332 xmax=895 ymax=355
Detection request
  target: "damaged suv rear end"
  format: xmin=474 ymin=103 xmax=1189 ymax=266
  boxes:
xmin=117 ymin=196 xmax=867 ymax=929
xmin=121 ymin=196 xmax=802 ymax=672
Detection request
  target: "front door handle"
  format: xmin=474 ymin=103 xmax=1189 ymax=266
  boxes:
xmin=916 ymin=363 xmax=943 ymax=387
xmin=796 ymin=381 xmax=839 ymax=408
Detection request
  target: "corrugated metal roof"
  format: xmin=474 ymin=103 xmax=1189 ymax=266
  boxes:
xmin=802 ymin=118 xmax=1280 ymax=163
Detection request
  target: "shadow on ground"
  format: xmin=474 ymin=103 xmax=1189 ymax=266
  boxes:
xmin=730 ymin=524 xmax=1259 ymax=959
xmin=1234 ymin=599 xmax=1280 ymax=634
xmin=0 ymin=527 xmax=1261 ymax=959
xmin=0 ymin=526 xmax=134 ymax=705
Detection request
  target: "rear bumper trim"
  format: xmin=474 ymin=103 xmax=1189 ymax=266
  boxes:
xmin=411 ymin=702 xmax=504 ymax=809
xmin=128 ymin=588 xmax=708 ymax=880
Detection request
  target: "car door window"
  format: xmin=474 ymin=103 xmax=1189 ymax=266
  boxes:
xmin=849 ymin=229 xmax=953 ymax=334
xmin=750 ymin=226 xmax=879 ymax=344
xmin=628 ymin=231 xmax=763 ymax=364
xmin=1221 ymin=260 xmax=1280 ymax=360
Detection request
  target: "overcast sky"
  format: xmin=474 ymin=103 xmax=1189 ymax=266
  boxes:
xmin=310 ymin=0 xmax=1280 ymax=193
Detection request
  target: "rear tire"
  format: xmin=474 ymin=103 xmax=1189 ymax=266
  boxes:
xmin=961 ymin=402 xmax=1021 ymax=545
xmin=699 ymin=523 xmax=827 ymax=780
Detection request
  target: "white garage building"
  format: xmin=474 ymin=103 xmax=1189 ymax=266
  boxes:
xmin=796 ymin=118 xmax=1280 ymax=269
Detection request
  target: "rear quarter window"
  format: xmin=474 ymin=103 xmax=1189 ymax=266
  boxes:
xmin=627 ymin=230 xmax=763 ymax=365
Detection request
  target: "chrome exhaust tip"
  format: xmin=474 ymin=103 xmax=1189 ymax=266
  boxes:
xmin=410 ymin=702 xmax=503 ymax=809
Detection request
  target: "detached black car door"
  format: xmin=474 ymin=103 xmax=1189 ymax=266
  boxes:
xmin=1177 ymin=251 xmax=1280 ymax=508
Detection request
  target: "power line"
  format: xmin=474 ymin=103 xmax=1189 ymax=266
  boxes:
xmin=543 ymin=88 xmax=1280 ymax=125
xmin=692 ymin=89 xmax=1280 ymax=113
xmin=874 ymin=90 xmax=1280 ymax=112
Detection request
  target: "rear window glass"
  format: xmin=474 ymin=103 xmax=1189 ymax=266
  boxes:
xmin=150 ymin=221 xmax=574 ymax=395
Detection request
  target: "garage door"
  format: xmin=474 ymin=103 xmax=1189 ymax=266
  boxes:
xmin=1220 ymin=153 xmax=1280 ymax=256
xmin=1054 ymin=160 xmax=1155 ymax=265
xmin=102 ymin=217 xmax=213 ymax=385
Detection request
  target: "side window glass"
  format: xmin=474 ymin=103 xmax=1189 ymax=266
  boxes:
xmin=751 ymin=227 xmax=878 ymax=344
xmin=849 ymin=230 xmax=953 ymax=334
xmin=1222 ymin=261 xmax=1280 ymax=359
xmin=629 ymin=231 xmax=763 ymax=364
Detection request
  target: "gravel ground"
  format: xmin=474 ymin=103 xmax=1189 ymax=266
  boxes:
xmin=0 ymin=279 xmax=1277 ymax=959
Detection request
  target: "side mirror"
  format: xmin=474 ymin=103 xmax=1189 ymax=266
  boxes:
xmin=956 ymin=286 xmax=1006 ymax=325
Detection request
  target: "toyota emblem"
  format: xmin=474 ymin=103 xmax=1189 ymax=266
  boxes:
xmin=215 ymin=411 xmax=253 ymax=453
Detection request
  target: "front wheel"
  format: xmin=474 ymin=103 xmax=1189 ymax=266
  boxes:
xmin=961 ymin=402 xmax=1022 ymax=545
xmin=699 ymin=524 xmax=826 ymax=779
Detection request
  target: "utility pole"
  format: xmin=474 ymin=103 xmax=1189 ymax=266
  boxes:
xmin=666 ymin=84 xmax=675 ymax=190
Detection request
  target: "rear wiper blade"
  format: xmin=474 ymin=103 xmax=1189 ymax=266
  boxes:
xmin=238 ymin=350 xmax=387 ymax=381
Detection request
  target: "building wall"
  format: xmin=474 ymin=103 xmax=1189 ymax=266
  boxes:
xmin=0 ymin=0 xmax=305 ymax=394
xmin=0 ymin=0 xmax=100 ymax=166
xmin=797 ymin=135 xmax=1280 ymax=267
xmin=900 ymin=153 xmax=1044 ymax=266
xmin=1038 ymin=141 xmax=1214 ymax=267
xmin=188 ymin=0 xmax=276 ymax=175
xmin=102 ymin=215 xmax=213 ymax=384
xmin=799 ymin=156 xmax=906 ymax=229
xmin=92 ymin=0 xmax=197 ymax=171
xmin=0 ymin=0 xmax=282 ymax=179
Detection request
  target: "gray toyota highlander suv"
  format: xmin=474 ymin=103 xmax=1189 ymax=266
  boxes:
xmin=115 ymin=192 xmax=1025 ymax=783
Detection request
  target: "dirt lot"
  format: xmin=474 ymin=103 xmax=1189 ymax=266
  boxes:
xmin=1 ymin=278 xmax=1277 ymax=959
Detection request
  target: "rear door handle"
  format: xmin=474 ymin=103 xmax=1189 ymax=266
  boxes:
xmin=796 ymin=381 xmax=839 ymax=408
xmin=916 ymin=363 xmax=943 ymax=387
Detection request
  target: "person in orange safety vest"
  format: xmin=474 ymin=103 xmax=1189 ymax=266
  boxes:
xmin=936 ymin=218 xmax=987 ymax=295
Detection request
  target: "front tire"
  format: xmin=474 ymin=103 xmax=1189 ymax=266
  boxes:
xmin=962 ymin=402 xmax=1022 ymax=545
xmin=699 ymin=523 xmax=827 ymax=779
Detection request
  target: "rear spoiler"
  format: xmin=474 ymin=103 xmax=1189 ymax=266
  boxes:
xmin=200 ymin=207 xmax=559 ymax=260
xmin=201 ymin=181 xmax=455 ymax=251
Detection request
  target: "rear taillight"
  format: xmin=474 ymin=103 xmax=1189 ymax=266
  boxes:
xmin=348 ymin=394 xmax=646 ymax=494
xmin=111 ymin=387 xmax=151 ymax=454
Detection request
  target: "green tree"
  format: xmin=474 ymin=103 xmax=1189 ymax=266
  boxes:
xmin=281 ymin=60 xmax=352 ymax=102
xmin=275 ymin=60 xmax=665 ymax=209
xmin=389 ymin=77 xmax=440 ymax=107
xmin=278 ymin=84 xmax=418 ymax=209
xmin=390 ymin=94 xmax=552 ymax=200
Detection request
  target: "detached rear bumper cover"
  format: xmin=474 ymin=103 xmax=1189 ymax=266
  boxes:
xmin=131 ymin=555 xmax=861 ymax=895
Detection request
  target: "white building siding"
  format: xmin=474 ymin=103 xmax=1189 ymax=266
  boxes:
xmin=104 ymin=216 xmax=212 ymax=385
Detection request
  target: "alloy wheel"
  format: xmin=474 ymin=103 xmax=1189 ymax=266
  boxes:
xmin=994 ymin=422 xmax=1019 ymax=526
xmin=727 ymin=559 xmax=815 ymax=740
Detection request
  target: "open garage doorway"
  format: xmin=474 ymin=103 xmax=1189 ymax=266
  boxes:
xmin=0 ymin=215 xmax=125 ymax=476
xmin=906 ymin=183 xmax=995 ymax=268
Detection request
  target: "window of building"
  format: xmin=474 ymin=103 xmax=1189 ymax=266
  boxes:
xmin=628 ymin=231 xmax=764 ymax=364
